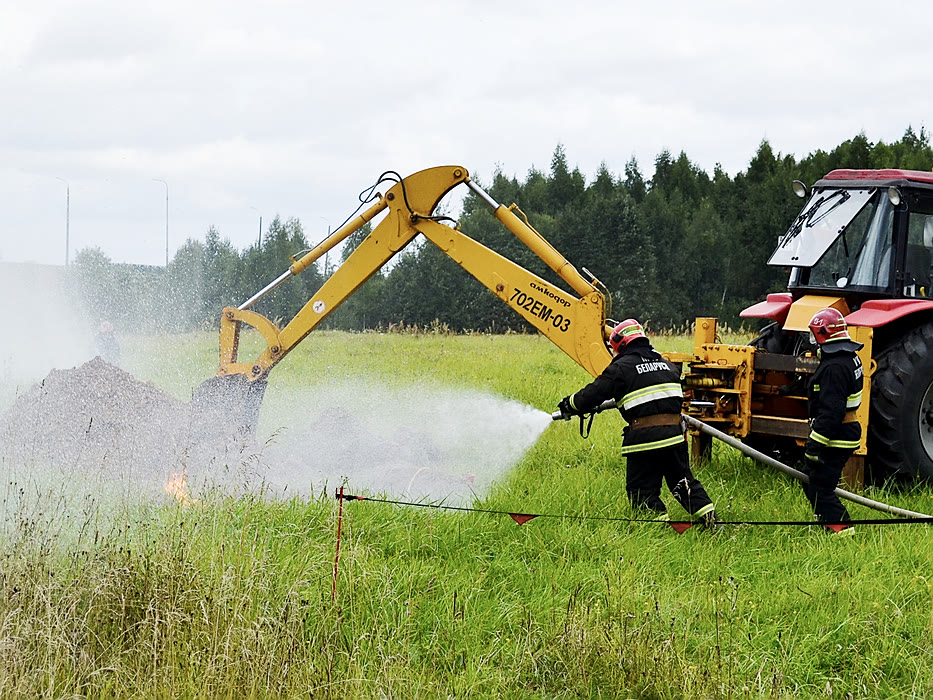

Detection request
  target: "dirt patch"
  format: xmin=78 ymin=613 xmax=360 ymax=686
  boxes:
xmin=0 ymin=357 xmax=261 ymax=496
xmin=0 ymin=360 xmax=550 ymax=505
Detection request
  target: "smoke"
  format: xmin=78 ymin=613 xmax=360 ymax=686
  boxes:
xmin=0 ymin=264 xmax=554 ymax=512
xmin=257 ymin=378 xmax=552 ymax=505
xmin=0 ymin=263 xmax=96 ymax=403
xmin=0 ymin=367 xmax=552 ymax=524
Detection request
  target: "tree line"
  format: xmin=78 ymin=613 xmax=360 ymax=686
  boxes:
xmin=71 ymin=127 xmax=933 ymax=335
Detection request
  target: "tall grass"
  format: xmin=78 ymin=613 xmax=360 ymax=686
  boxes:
xmin=2 ymin=330 xmax=933 ymax=698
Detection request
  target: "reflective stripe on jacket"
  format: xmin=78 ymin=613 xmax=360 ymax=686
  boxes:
xmin=807 ymin=345 xmax=863 ymax=451
xmin=569 ymin=337 xmax=685 ymax=454
xmin=619 ymin=431 xmax=685 ymax=455
xmin=620 ymin=383 xmax=684 ymax=411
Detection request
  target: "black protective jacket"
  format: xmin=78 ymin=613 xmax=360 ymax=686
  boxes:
xmin=569 ymin=338 xmax=685 ymax=454
xmin=807 ymin=340 xmax=864 ymax=452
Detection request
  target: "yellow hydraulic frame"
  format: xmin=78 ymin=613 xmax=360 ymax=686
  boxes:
xmin=666 ymin=296 xmax=876 ymax=486
xmin=216 ymin=165 xmax=613 ymax=382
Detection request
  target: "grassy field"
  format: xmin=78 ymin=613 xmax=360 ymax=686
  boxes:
xmin=3 ymin=330 xmax=933 ymax=698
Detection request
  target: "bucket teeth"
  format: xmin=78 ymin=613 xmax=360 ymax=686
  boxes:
xmin=191 ymin=374 xmax=267 ymax=438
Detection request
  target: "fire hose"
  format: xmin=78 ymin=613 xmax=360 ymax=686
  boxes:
xmin=553 ymin=400 xmax=933 ymax=519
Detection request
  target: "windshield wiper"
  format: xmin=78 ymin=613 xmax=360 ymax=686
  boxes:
xmin=779 ymin=189 xmax=852 ymax=247
xmin=808 ymin=189 xmax=850 ymax=227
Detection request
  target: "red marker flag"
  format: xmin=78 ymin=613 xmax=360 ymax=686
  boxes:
xmin=509 ymin=513 xmax=538 ymax=525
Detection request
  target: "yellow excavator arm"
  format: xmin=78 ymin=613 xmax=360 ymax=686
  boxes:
xmin=212 ymin=165 xmax=613 ymax=397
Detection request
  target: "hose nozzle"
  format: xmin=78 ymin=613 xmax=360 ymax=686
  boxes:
xmin=551 ymin=398 xmax=617 ymax=421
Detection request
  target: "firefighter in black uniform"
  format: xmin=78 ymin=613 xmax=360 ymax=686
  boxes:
xmin=557 ymin=319 xmax=717 ymax=525
xmin=804 ymin=308 xmax=863 ymax=531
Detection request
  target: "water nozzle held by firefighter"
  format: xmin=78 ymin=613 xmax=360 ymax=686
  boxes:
xmin=551 ymin=398 xmax=617 ymax=421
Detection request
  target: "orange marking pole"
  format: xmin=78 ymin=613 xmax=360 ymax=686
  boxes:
xmin=333 ymin=485 xmax=345 ymax=603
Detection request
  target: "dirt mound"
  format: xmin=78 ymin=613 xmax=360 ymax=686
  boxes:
xmin=0 ymin=357 xmax=260 ymax=495
xmin=1 ymin=361 xmax=549 ymax=505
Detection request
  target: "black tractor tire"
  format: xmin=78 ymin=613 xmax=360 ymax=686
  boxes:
xmin=868 ymin=322 xmax=933 ymax=484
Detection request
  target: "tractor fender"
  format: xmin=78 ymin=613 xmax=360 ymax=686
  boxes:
xmin=739 ymin=293 xmax=793 ymax=324
xmin=845 ymin=299 xmax=933 ymax=328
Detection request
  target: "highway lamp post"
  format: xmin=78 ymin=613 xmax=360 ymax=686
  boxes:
xmin=319 ymin=216 xmax=331 ymax=276
xmin=55 ymin=177 xmax=70 ymax=266
xmin=251 ymin=206 xmax=263 ymax=248
xmin=152 ymin=178 xmax=169 ymax=267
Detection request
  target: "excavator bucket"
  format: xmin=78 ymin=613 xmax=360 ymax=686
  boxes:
xmin=191 ymin=374 xmax=267 ymax=439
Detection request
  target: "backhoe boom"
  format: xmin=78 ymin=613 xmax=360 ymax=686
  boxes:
xmin=210 ymin=166 xmax=614 ymax=418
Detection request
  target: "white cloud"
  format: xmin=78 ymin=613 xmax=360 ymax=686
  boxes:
xmin=1 ymin=0 xmax=931 ymax=266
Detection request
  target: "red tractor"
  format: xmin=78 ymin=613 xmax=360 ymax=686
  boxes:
xmin=677 ymin=169 xmax=933 ymax=485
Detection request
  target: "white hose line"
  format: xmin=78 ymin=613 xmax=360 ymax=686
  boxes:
xmin=682 ymin=414 xmax=933 ymax=520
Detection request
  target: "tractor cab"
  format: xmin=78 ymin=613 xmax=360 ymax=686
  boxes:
xmin=771 ymin=170 xmax=933 ymax=305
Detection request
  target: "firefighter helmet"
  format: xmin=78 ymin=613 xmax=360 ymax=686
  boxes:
xmin=609 ymin=319 xmax=646 ymax=353
xmin=808 ymin=308 xmax=850 ymax=345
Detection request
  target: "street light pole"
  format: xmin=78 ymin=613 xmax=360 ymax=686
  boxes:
xmin=319 ymin=216 xmax=331 ymax=276
xmin=251 ymin=206 xmax=262 ymax=248
xmin=55 ymin=177 xmax=70 ymax=266
xmin=153 ymin=178 xmax=168 ymax=267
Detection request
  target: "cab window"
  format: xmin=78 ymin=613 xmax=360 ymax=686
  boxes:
xmin=904 ymin=210 xmax=933 ymax=297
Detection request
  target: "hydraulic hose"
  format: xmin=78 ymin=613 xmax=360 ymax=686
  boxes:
xmin=552 ymin=400 xmax=932 ymax=519
xmin=682 ymin=414 xmax=933 ymax=520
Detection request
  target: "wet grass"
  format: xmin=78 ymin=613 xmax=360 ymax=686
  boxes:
xmin=2 ymin=330 xmax=933 ymax=698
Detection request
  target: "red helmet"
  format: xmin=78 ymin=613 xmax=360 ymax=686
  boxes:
xmin=609 ymin=319 xmax=646 ymax=353
xmin=808 ymin=308 xmax=850 ymax=345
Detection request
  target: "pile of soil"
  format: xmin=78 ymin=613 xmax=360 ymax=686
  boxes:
xmin=0 ymin=360 xmax=543 ymax=505
xmin=0 ymin=358 xmax=260 ymax=494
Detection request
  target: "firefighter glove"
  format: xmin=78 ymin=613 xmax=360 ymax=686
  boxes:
xmin=557 ymin=396 xmax=577 ymax=418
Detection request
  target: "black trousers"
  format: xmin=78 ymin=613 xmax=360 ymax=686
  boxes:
xmin=625 ymin=440 xmax=713 ymax=515
xmin=801 ymin=446 xmax=852 ymax=523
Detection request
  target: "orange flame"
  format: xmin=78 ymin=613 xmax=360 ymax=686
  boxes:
xmin=164 ymin=471 xmax=196 ymax=505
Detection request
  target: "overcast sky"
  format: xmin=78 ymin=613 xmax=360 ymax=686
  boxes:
xmin=2 ymin=0 xmax=930 ymax=268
